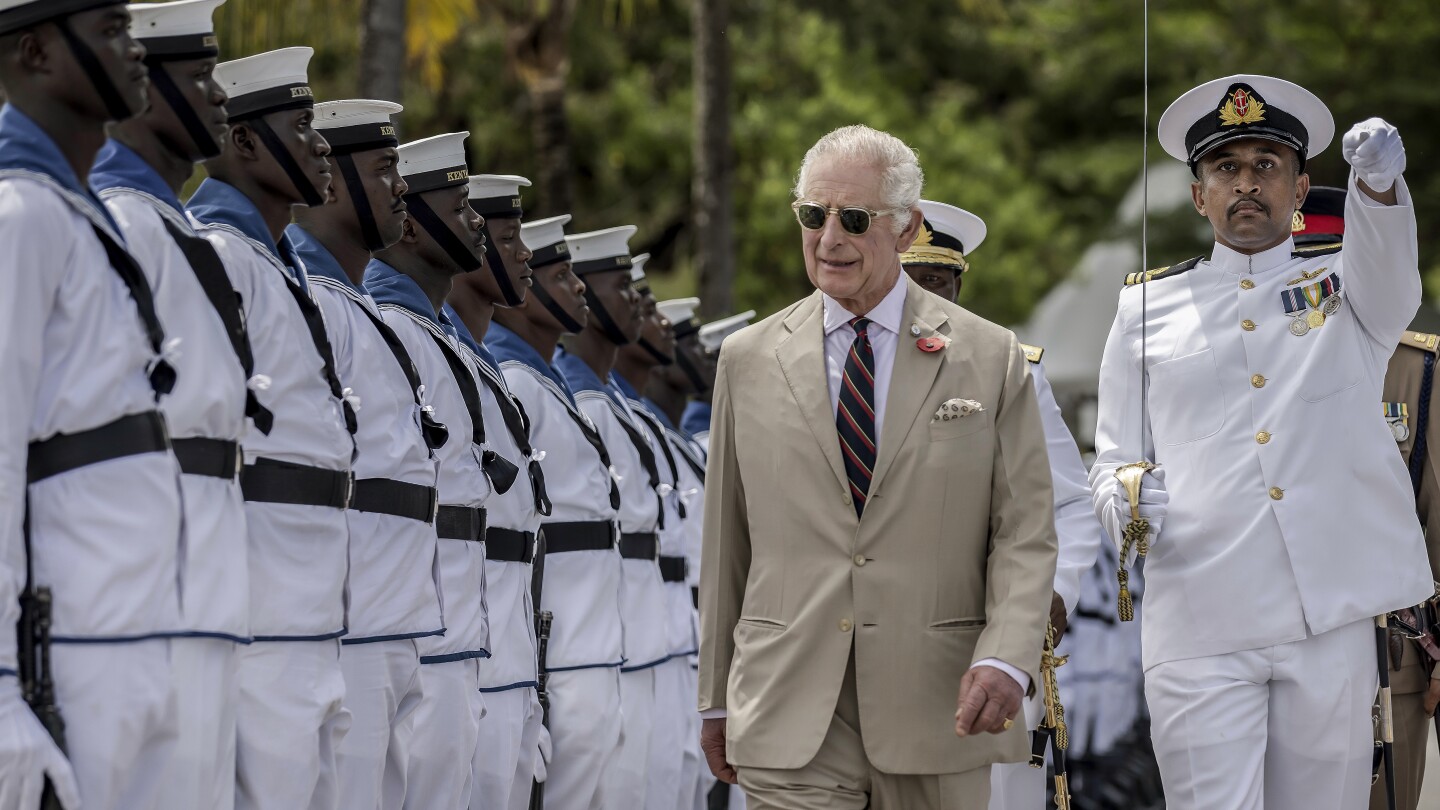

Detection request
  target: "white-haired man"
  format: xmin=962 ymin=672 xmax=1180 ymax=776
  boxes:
xmin=698 ymin=124 xmax=1058 ymax=809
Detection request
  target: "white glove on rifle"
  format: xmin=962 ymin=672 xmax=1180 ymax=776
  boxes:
xmin=1108 ymin=464 xmax=1167 ymax=566
xmin=530 ymin=692 xmax=552 ymax=784
xmin=0 ymin=679 xmax=81 ymax=809
xmin=1343 ymin=118 xmax=1406 ymax=193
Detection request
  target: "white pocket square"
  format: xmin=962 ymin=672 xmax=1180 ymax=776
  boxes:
xmin=934 ymin=398 xmax=984 ymax=422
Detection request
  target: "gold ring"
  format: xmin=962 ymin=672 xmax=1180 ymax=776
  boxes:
xmin=1002 ymin=718 xmax=1014 ymax=730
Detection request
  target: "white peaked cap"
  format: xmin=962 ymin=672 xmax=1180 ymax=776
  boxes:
xmin=1158 ymin=73 xmax=1334 ymax=165
xmin=128 ymin=0 xmax=225 ymax=38
xmin=699 ymin=310 xmax=757 ymax=352
xmin=468 ymin=174 xmax=532 ymax=199
xmin=566 ymin=225 xmax=637 ymax=263
xmin=398 ymin=131 xmax=470 ymax=178
xmin=629 ymin=253 xmax=651 ymax=283
xmin=656 ymin=298 xmax=700 ymax=325
xmin=313 ymin=99 xmax=402 ymax=130
xmin=215 ymin=46 xmax=312 ymax=101
xmin=917 ymin=200 xmax=987 ymax=255
xmin=521 ymin=215 xmax=571 ymax=251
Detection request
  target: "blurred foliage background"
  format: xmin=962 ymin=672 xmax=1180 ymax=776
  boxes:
xmin=213 ymin=0 xmax=1440 ymax=326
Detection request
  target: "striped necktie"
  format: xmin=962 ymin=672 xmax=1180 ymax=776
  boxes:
xmin=837 ymin=316 xmax=878 ymax=517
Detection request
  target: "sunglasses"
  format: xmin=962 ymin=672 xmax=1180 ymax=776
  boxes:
xmin=791 ymin=201 xmax=904 ymax=236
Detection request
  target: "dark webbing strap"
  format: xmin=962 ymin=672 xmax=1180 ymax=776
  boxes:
xmin=486 ymin=527 xmax=535 ymax=563
xmin=246 ymin=116 xmax=326 ymax=207
xmin=1411 ymin=353 xmax=1434 ymax=496
xmin=26 ymin=412 xmax=169 ymax=483
xmin=276 ymin=274 xmax=357 ymax=434
xmin=91 ymin=226 xmax=175 ymax=396
xmin=351 ymin=477 xmax=438 ymax=523
xmin=609 ymin=402 xmax=666 ymax=529
xmin=475 ymin=362 xmax=551 ymax=515
xmin=436 ymin=505 xmax=485 ymax=542
xmin=542 ymin=520 xmax=615 ymax=553
xmin=345 ymin=291 xmax=447 ymax=452
xmin=241 ymin=457 xmax=351 ymax=508
xmin=171 ymin=437 xmax=241 ymax=479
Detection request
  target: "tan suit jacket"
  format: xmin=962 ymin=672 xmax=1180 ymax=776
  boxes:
xmin=698 ymin=277 xmax=1059 ymax=776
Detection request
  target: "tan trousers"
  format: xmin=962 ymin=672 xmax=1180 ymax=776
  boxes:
xmin=1370 ymin=639 xmax=1431 ymax=810
xmin=737 ymin=650 xmax=991 ymax=810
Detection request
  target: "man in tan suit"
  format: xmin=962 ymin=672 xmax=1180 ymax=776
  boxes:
xmin=697 ymin=125 xmax=1059 ymax=809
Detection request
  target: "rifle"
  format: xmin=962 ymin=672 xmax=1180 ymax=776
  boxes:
xmin=19 ymin=507 xmax=66 ymax=810
xmin=1029 ymin=623 xmax=1072 ymax=810
xmin=1375 ymin=614 xmax=1397 ymax=810
xmin=529 ymin=530 xmax=551 ymax=810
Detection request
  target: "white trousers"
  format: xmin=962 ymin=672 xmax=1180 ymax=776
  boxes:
xmin=156 ymin=638 xmax=237 ymax=810
xmin=544 ymin=666 xmax=623 ymax=810
xmin=52 ymin=639 xmax=176 ymax=810
xmin=404 ymin=658 xmax=482 ymax=810
xmin=1145 ymin=618 xmax=1377 ymax=810
xmin=235 ymin=639 xmax=350 ymax=810
xmin=470 ymin=686 xmax=541 ymax=810
xmin=335 ymin=639 xmax=424 ymax=810
xmin=599 ymin=666 xmax=656 ymax=809
xmin=645 ymin=658 xmax=700 ymax=810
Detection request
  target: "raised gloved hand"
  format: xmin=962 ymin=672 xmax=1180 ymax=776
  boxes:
xmin=0 ymin=680 xmax=80 ymax=809
xmin=1110 ymin=464 xmax=1167 ymax=564
xmin=1343 ymin=118 xmax=1406 ymax=193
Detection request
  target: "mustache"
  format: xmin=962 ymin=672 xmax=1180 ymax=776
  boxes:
xmin=1227 ymin=197 xmax=1270 ymax=217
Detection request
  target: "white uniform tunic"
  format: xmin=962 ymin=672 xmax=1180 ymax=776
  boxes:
xmin=187 ymin=180 xmax=353 ymax=641
xmin=94 ymin=141 xmax=250 ymax=642
xmin=292 ymin=232 xmax=443 ymax=644
xmin=1090 ymin=174 xmax=1432 ymax=670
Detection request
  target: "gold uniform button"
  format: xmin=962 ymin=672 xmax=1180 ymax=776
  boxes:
xmin=853 ymin=554 xmax=867 ymax=567
xmin=1269 ymin=487 xmax=1285 ymax=501
xmin=1242 ymin=319 xmax=1257 ymax=331
xmin=839 ymin=619 xmax=853 ymax=632
xmin=1256 ymin=431 xmax=1271 ymax=445
xmin=1251 ymin=374 xmax=1266 ymax=388
xmin=1240 ymin=279 xmax=1256 ymax=290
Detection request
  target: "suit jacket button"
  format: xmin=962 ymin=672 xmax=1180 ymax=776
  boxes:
xmin=839 ymin=619 xmax=853 ymax=632
xmin=853 ymin=554 xmax=867 ymax=567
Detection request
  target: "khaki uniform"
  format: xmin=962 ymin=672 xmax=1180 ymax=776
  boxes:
xmin=1372 ymin=330 xmax=1440 ymax=810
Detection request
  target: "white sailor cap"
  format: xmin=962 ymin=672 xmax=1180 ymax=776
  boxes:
xmin=127 ymin=0 xmax=224 ymax=59
xmin=901 ymin=200 xmax=986 ymax=274
xmin=566 ymin=226 xmax=637 ymax=276
xmin=468 ymin=174 xmax=531 ymax=219
xmin=0 ymin=0 xmax=123 ymax=34
xmin=522 ymin=215 xmax=571 ymax=267
xmin=699 ymin=310 xmax=756 ymax=353
xmin=215 ymin=46 xmax=314 ymax=122
xmin=398 ymin=131 xmax=470 ymax=194
xmin=629 ymin=253 xmax=652 ymax=285
xmin=657 ymin=298 xmax=701 ymax=337
xmin=1158 ymin=74 xmax=1334 ymax=174
xmin=313 ymin=100 xmax=401 ymax=154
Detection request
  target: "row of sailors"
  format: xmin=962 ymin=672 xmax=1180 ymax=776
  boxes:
xmin=0 ymin=1 xmax=759 ymax=808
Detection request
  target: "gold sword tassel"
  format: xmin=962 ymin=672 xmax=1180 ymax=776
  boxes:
xmin=1113 ymin=461 xmax=1156 ymax=622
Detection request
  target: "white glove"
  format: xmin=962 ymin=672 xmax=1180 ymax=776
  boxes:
xmin=0 ymin=680 xmax=81 ymax=809
xmin=1109 ymin=465 xmax=1167 ymax=565
xmin=1342 ymin=118 xmax=1406 ymax=193
xmin=534 ymin=724 xmax=552 ymax=784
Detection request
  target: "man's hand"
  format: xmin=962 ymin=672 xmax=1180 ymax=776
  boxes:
xmin=954 ymin=665 xmax=1024 ymax=737
xmin=1425 ymin=676 xmax=1440 ymax=717
xmin=1111 ymin=466 xmax=1167 ymax=560
xmin=0 ymin=681 xmax=81 ymax=809
xmin=1343 ymin=117 xmax=1405 ymax=201
xmin=701 ymin=717 xmax=737 ymax=784
xmin=1049 ymin=592 xmax=1069 ymax=642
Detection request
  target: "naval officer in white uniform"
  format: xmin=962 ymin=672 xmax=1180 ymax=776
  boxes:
xmin=1090 ymin=74 xmax=1431 ymax=810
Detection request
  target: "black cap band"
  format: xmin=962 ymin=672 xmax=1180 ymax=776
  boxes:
xmin=323 ymin=122 xmax=398 ymax=156
xmin=1184 ymin=83 xmax=1309 ymax=174
xmin=136 ymin=33 xmax=218 ymax=61
xmin=228 ymin=83 xmax=314 ymax=122
xmin=528 ymin=241 xmax=570 ymax=268
xmin=573 ymin=255 xmax=633 ymax=276
xmin=470 ymin=195 xmax=523 ymax=219
xmin=403 ymin=164 xmax=469 ymax=195
xmin=0 ymin=0 xmax=121 ymax=34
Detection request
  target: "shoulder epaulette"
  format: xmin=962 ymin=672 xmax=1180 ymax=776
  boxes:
xmin=1401 ymin=330 xmax=1440 ymax=354
xmin=1124 ymin=256 xmax=1203 ymax=287
xmin=1293 ymin=242 xmax=1343 ymax=258
xmin=1020 ymin=343 xmax=1044 ymax=364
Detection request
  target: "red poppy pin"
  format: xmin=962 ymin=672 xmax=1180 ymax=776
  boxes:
xmin=917 ymin=336 xmax=947 ymax=353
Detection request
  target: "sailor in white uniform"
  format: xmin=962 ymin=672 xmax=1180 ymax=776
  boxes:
xmin=91 ymin=3 xmax=254 ymax=808
xmin=188 ymin=47 xmax=356 ymax=810
xmin=557 ymin=226 xmax=669 ymax=809
xmin=685 ymin=311 xmax=756 ymax=453
xmin=446 ymin=175 xmax=554 ymax=810
xmin=900 ymin=199 xmax=1108 ymax=810
xmin=1091 ymin=74 xmax=1430 ymax=810
xmin=489 ymin=214 xmax=628 ymax=810
xmin=291 ymin=125 xmax=451 ymax=810
xmin=0 ymin=2 xmax=181 ymax=806
xmin=365 ymin=143 xmax=508 ymax=810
